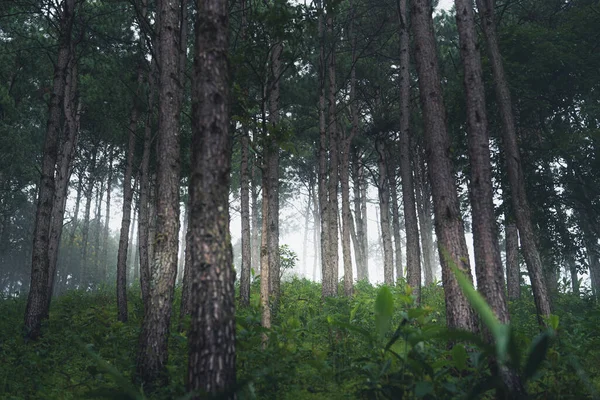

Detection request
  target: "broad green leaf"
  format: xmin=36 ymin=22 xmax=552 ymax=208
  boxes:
xmin=375 ymin=285 xmax=394 ymax=338
xmin=451 ymin=344 xmax=467 ymax=370
xmin=523 ymin=331 xmax=551 ymax=382
xmin=415 ymin=381 xmax=433 ymax=397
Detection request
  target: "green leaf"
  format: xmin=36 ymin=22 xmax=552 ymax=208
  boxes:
xmin=414 ymin=381 xmax=433 ymax=398
xmin=375 ymin=285 xmax=394 ymax=338
xmin=523 ymin=331 xmax=551 ymax=382
xmin=451 ymin=344 xmax=467 ymax=370
xmin=546 ymin=314 xmax=559 ymax=331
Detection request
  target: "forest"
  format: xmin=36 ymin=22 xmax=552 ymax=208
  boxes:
xmin=0 ymin=0 xmax=599 ymax=398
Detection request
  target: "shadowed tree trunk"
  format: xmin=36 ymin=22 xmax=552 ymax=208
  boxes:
xmin=376 ymin=139 xmax=394 ymax=285
xmin=397 ymin=0 xmax=420 ymax=300
xmin=260 ymin=176 xmax=271 ymax=335
xmin=80 ymin=145 xmax=98 ymax=288
xmin=251 ymin=163 xmax=260 ymax=276
xmin=414 ymin=147 xmax=435 ymax=284
xmin=312 ymin=182 xmax=320 ymax=281
xmin=24 ymin=0 xmax=76 ymax=339
xmin=116 ymin=77 xmax=141 ymax=322
xmin=352 ymin=149 xmax=369 ymax=281
xmin=387 ymin=150 xmax=404 ymax=281
xmin=137 ymin=0 xmax=183 ymax=387
xmin=505 ymin=219 xmax=520 ymax=300
xmin=475 ymin=0 xmax=551 ymax=320
xmin=187 ymin=0 xmax=235 ymax=391
xmin=454 ymin=0 xmax=523 ymax=391
xmin=102 ymin=150 xmax=114 ymax=279
xmin=411 ymin=0 xmax=477 ymax=332
xmin=240 ymin=127 xmax=251 ymax=306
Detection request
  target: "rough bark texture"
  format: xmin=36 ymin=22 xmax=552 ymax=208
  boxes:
xmin=187 ymin=0 xmax=235 ymax=392
xmin=415 ymin=148 xmax=435 ymax=284
xmin=47 ymin=58 xmax=79 ymax=304
xmin=476 ymin=0 xmax=551 ymax=320
xmin=116 ymin=92 xmax=140 ymax=323
xmin=388 ymin=151 xmax=404 ymax=281
xmin=397 ymin=0 xmax=421 ymax=299
xmin=352 ymin=150 xmax=369 ymax=280
xmin=411 ymin=0 xmax=477 ymax=332
xmin=137 ymin=0 xmax=182 ymax=387
xmin=455 ymin=0 xmax=509 ymax=323
xmin=267 ymin=42 xmax=282 ymax=303
xmin=376 ymin=140 xmax=394 ymax=285
xmin=240 ymin=128 xmax=251 ymax=306
xmin=324 ymin=12 xmax=339 ymax=297
xmin=24 ymin=0 xmax=75 ymax=339
xmin=505 ymin=220 xmax=520 ymax=300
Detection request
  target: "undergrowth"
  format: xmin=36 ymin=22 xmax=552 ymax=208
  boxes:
xmin=1 ymin=279 xmax=599 ymax=399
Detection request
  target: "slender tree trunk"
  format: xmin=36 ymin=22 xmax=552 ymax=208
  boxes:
xmin=411 ymin=0 xmax=477 ymax=332
xmin=302 ymin=187 xmax=311 ymax=277
xmin=48 ymin=59 xmax=79 ymax=304
xmin=415 ymin=148 xmax=435 ymax=284
xmin=397 ymin=0 xmax=421 ymax=299
xmin=102 ymin=150 xmax=113 ymax=278
xmin=137 ymin=0 xmax=183 ymax=386
xmin=240 ymin=128 xmax=251 ymax=306
xmin=312 ymin=182 xmax=320 ymax=281
xmin=267 ymin=42 xmax=282 ymax=303
xmin=80 ymin=146 xmax=98 ymax=289
xmin=260 ymin=178 xmax=271 ymax=334
xmin=24 ymin=0 xmax=76 ymax=339
xmin=476 ymin=0 xmax=551 ymax=320
xmin=387 ymin=151 xmax=404 ymax=281
xmin=116 ymin=92 xmax=140 ymax=322
xmin=93 ymin=176 xmax=105 ymax=283
xmin=250 ymin=161 xmax=260 ymax=275
xmin=376 ymin=140 xmax=394 ymax=285
xmin=505 ymin=220 xmax=520 ymax=300
xmin=325 ymin=11 xmax=339 ymax=297
xmin=352 ymin=149 xmax=368 ymax=280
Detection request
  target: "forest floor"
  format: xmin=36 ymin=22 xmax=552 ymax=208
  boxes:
xmin=1 ymin=279 xmax=599 ymax=399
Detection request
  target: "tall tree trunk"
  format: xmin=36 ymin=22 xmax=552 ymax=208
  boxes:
xmin=411 ymin=0 xmax=477 ymax=332
xmin=48 ymin=58 xmax=79 ymax=304
xmin=302 ymin=186 xmax=312 ymax=277
xmin=137 ymin=0 xmax=183 ymax=387
xmin=267 ymin=42 xmax=282 ymax=303
xmin=187 ymin=0 xmax=235 ymax=390
xmin=387 ymin=151 xmax=404 ymax=281
xmin=260 ymin=178 xmax=271 ymax=334
xmin=455 ymin=0 xmax=509 ymax=322
xmin=93 ymin=173 xmax=105 ymax=283
xmin=475 ymin=0 xmax=551 ymax=320
xmin=312 ymin=182 xmax=320 ymax=281
xmin=454 ymin=0 xmax=523 ymax=392
xmin=352 ymin=149 xmax=368 ymax=280
xmin=376 ymin=140 xmax=394 ymax=285
xmin=251 ymin=162 xmax=260 ymax=276
xmin=415 ymin=148 xmax=435 ymax=284
xmin=116 ymin=86 xmax=140 ymax=323
xmin=239 ymin=128 xmax=251 ymax=306
xmin=102 ymin=150 xmax=114 ymax=279
xmin=505 ymin=219 xmax=520 ymax=300
xmin=24 ymin=0 xmax=76 ymax=339
xmin=324 ymin=11 xmax=339 ymax=297
xmin=80 ymin=146 xmax=98 ymax=289
xmin=397 ymin=0 xmax=421 ymax=299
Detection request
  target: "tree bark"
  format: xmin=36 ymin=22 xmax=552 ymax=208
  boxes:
xmin=475 ymin=0 xmax=551 ymax=320
xmin=352 ymin=149 xmax=369 ymax=281
xmin=116 ymin=86 xmax=140 ymax=322
xmin=397 ymin=0 xmax=421 ymax=299
xmin=137 ymin=0 xmax=183 ymax=387
xmin=312 ymin=182 xmax=320 ymax=281
xmin=376 ymin=139 xmax=394 ymax=285
xmin=387 ymin=150 xmax=404 ymax=281
xmin=505 ymin=220 xmax=520 ymax=300
xmin=24 ymin=0 xmax=76 ymax=339
xmin=187 ymin=0 xmax=235 ymax=391
xmin=411 ymin=0 xmax=477 ymax=332
xmin=260 ymin=177 xmax=271 ymax=334
xmin=455 ymin=0 xmax=510 ymax=323
xmin=414 ymin=147 xmax=435 ymax=285
xmin=240 ymin=127 xmax=251 ymax=306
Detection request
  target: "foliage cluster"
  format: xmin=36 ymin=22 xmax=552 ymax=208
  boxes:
xmin=1 ymin=278 xmax=599 ymax=399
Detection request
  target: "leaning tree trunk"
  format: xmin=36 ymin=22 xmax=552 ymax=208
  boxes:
xmin=24 ymin=0 xmax=76 ymax=340
xmin=475 ymin=0 xmax=551 ymax=320
xmin=397 ymin=0 xmax=421 ymax=300
xmin=376 ymin=139 xmax=394 ymax=286
xmin=411 ymin=0 xmax=477 ymax=332
xmin=137 ymin=0 xmax=182 ymax=387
